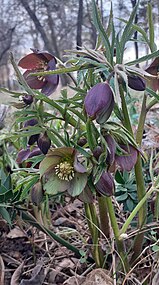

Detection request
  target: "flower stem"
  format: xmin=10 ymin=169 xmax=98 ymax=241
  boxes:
xmin=84 ymin=203 xmax=104 ymax=267
xmin=97 ymin=196 xmax=110 ymax=238
xmin=105 ymin=197 xmax=129 ymax=272
xmin=131 ymin=94 xmax=147 ymax=264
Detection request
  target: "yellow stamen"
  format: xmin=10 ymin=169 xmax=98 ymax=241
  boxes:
xmin=55 ymin=161 xmax=74 ymax=181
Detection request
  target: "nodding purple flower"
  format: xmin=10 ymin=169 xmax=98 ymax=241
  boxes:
xmin=102 ymin=134 xmax=138 ymax=172
xmin=16 ymin=146 xmax=42 ymax=164
xmin=95 ymin=171 xmax=115 ymax=196
xmin=37 ymin=132 xmax=51 ymax=154
xmin=84 ymin=82 xmax=114 ymax=124
xmin=23 ymin=119 xmax=39 ymax=146
xmin=145 ymin=57 xmax=159 ymax=92
xmin=18 ymin=48 xmax=59 ymax=96
xmin=115 ymin=144 xmax=138 ymax=172
xmin=128 ymin=75 xmax=146 ymax=91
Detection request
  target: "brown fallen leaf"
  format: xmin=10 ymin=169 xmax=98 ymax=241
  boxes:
xmin=81 ymin=269 xmax=113 ymax=285
xmin=7 ymin=227 xmax=26 ymax=239
xmin=11 ymin=262 xmax=24 ymax=285
xmin=20 ymin=261 xmax=45 ymax=285
xmin=63 ymin=276 xmax=85 ymax=285
xmin=0 ymin=255 xmax=5 ymax=285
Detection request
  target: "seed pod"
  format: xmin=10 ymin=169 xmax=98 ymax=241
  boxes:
xmin=95 ymin=171 xmax=115 ymax=196
xmin=128 ymin=75 xmax=146 ymax=91
xmin=30 ymin=181 xmax=43 ymax=206
xmin=84 ymin=82 xmax=114 ymax=124
xmin=37 ymin=132 xmax=51 ymax=154
xmin=22 ymin=94 xmax=33 ymax=105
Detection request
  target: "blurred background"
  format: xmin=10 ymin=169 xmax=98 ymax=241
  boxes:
xmin=0 ymin=0 xmax=159 ymax=90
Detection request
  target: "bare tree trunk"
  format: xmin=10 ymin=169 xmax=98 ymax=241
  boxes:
xmin=131 ymin=0 xmax=139 ymax=62
xmin=20 ymin=0 xmax=53 ymax=52
xmin=77 ymin=0 xmax=83 ymax=49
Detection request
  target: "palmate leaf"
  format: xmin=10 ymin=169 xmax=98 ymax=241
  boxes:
xmin=91 ymin=0 xmax=112 ymax=65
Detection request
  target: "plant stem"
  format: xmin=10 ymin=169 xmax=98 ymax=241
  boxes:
xmin=84 ymin=203 xmax=104 ymax=267
xmin=105 ymin=197 xmax=129 ymax=272
xmin=120 ymin=186 xmax=155 ymax=235
xmin=98 ymin=196 xmax=110 ymax=238
xmin=131 ymin=94 xmax=147 ymax=263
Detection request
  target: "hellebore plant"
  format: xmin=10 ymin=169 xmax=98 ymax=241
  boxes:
xmin=4 ymin=0 xmax=159 ymax=281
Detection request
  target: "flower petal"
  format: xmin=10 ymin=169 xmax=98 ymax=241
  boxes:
xmin=115 ymin=144 xmax=138 ymax=172
xmin=16 ymin=147 xmax=31 ymax=163
xmin=23 ymin=70 xmax=45 ymax=89
xmin=30 ymin=48 xmax=54 ymax=62
xmin=18 ymin=53 xmax=45 ymax=70
xmin=68 ymin=172 xmax=87 ymax=197
xmin=74 ymin=153 xmax=87 ymax=173
xmin=43 ymin=171 xmax=69 ymax=195
xmin=95 ymin=171 xmax=115 ymax=196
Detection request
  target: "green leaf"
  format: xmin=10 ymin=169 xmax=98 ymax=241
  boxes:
xmin=120 ymin=1 xmax=139 ymax=61
xmin=115 ymin=170 xmax=125 ymax=184
xmin=127 ymin=49 xmax=159 ymax=66
xmin=92 ymin=0 xmax=112 ymax=65
xmin=147 ymin=3 xmax=156 ymax=52
xmin=0 ymin=207 xmax=12 ymax=225
xmin=20 ymin=175 xmax=39 ymax=200
xmin=126 ymin=198 xmax=134 ymax=212
xmin=116 ymin=192 xmax=128 ymax=202
xmin=146 ymin=87 xmax=159 ymax=102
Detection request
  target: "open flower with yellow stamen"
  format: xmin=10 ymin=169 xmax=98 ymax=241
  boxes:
xmin=39 ymin=147 xmax=87 ymax=197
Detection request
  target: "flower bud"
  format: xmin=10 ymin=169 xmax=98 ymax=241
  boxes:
xmin=24 ymin=119 xmax=39 ymax=145
xmin=84 ymin=82 xmax=114 ymax=124
xmin=28 ymin=134 xmax=39 ymax=145
xmin=22 ymin=95 xmax=33 ymax=105
xmin=95 ymin=171 xmax=115 ymax=196
xmin=77 ymin=137 xmax=87 ymax=147
xmin=128 ymin=75 xmax=146 ymax=91
xmin=30 ymin=181 xmax=43 ymax=206
xmin=37 ymin=132 xmax=51 ymax=154
xmin=92 ymin=146 xmax=103 ymax=160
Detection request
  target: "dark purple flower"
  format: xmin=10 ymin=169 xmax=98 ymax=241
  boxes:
xmin=18 ymin=49 xmax=59 ymax=96
xmin=95 ymin=171 xmax=115 ymax=196
xmin=145 ymin=57 xmax=159 ymax=92
xmin=128 ymin=75 xmax=146 ymax=91
xmin=16 ymin=146 xmax=42 ymax=164
xmin=37 ymin=132 xmax=51 ymax=154
xmin=23 ymin=119 xmax=40 ymax=145
xmin=104 ymin=134 xmax=116 ymax=166
xmin=115 ymin=144 xmax=138 ymax=172
xmin=84 ymin=82 xmax=114 ymax=124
